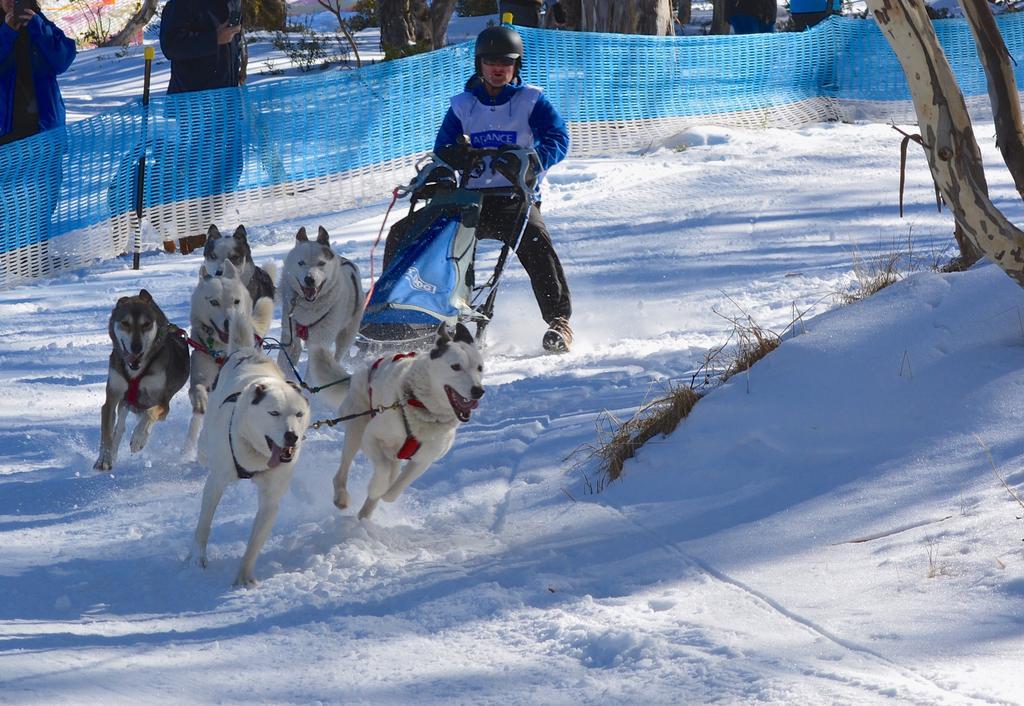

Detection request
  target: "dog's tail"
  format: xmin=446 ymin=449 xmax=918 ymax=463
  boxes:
xmin=261 ymin=261 xmax=278 ymax=289
xmin=252 ymin=296 xmax=274 ymax=338
xmin=308 ymin=345 xmax=352 ymax=407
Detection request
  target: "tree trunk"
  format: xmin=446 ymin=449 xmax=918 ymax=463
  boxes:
xmin=244 ymin=0 xmax=287 ymax=31
xmin=710 ymin=0 xmax=729 ymax=34
xmin=102 ymin=0 xmax=158 ymax=47
xmin=960 ymin=0 xmax=1024 ymax=202
xmin=864 ymin=0 xmax=1024 ymax=284
xmin=379 ymin=0 xmax=416 ymax=56
xmin=427 ymin=0 xmax=458 ymax=49
xmin=578 ymin=0 xmax=674 ymax=35
xmin=563 ymin=0 xmax=582 ymax=29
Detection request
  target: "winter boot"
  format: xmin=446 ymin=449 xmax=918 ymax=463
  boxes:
xmin=542 ymin=316 xmax=573 ymax=353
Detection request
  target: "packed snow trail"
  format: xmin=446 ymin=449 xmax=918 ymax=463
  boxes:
xmin=3 ymin=124 xmax=1023 ymax=703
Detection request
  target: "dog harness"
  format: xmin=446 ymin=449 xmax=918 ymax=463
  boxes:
xmin=120 ymin=324 xmax=173 ymax=410
xmin=368 ymin=352 xmax=427 ymax=460
xmin=222 ymin=392 xmax=258 ymax=479
xmin=292 ymin=309 xmax=330 ymax=342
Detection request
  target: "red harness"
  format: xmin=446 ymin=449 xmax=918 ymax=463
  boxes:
xmin=369 ymin=352 xmax=426 ymax=460
xmin=124 ymin=375 xmax=143 ymax=409
xmin=295 ymin=323 xmax=309 ymax=341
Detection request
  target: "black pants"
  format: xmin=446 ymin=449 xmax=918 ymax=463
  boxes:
xmin=383 ymin=191 xmax=571 ymax=324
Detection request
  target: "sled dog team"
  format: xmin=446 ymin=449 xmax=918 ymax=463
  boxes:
xmin=96 ymin=224 xmax=485 ymax=587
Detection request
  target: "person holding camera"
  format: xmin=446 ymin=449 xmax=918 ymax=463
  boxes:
xmin=159 ymin=0 xmax=243 ymax=95
xmin=0 ymin=0 xmax=76 ymax=146
xmin=384 ymin=24 xmax=573 ymax=352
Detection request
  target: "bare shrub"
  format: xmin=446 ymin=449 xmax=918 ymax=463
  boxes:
xmin=570 ymin=384 xmax=702 ymax=492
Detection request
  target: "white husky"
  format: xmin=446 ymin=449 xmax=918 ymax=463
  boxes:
xmin=192 ymin=307 xmax=310 ymax=587
xmin=183 ymin=260 xmax=274 ymax=460
xmin=308 ymin=323 xmax=485 ymax=520
xmin=278 ymin=226 xmax=363 ymax=374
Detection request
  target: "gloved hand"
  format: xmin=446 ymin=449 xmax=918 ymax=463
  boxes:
xmin=435 ymin=141 xmax=474 ymax=171
xmin=492 ymin=146 xmax=539 ymax=190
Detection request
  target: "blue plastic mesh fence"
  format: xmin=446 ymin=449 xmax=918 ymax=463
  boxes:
xmin=3 ymin=14 xmax=1024 ymax=288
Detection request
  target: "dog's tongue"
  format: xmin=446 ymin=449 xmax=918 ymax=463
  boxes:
xmin=302 ymin=285 xmax=317 ymax=301
xmin=266 ymin=438 xmax=295 ymax=468
xmin=446 ymin=386 xmax=479 ymax=421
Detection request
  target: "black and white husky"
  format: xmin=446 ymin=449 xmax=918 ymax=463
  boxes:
xmin=308 ymin=323 xmax=484 ymax=520
xmin=94 ymin=289 xmax=190 ymax=471
xmin=278 ymin=226 xmax=363 ymax=372
xmin=192 ymin=306 xmax=310 ymax=587
xmin=203 ymin=224 xmax=276 ymax=304
xmin=183 ymin=260 xmax=274 ymax=460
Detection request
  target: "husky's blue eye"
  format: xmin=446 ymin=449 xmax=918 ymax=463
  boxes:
xmin=269 ymin=411 xmax=280 ymax=417
xmin=451 ymin=363 xmax=461 ymax=371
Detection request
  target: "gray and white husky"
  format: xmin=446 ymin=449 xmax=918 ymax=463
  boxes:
xmin=183 ymin=260 xmax=274 ymax=460
xmin=203 ymin=224 xmax=277 ymax=305
xmin=192 ymin=305 xmax=310 ymax=587
xmin=308 ymin=323 xmax=484 ymax=520
xmin=94 ymin=289 xmax=190 ymax=471
xmin=278 ymin=226 xmax=363 ymax=374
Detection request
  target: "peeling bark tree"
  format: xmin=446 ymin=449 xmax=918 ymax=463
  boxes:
xmin=578 ymin=0 xmax=674 ymax=35
xmin=379 ymin=0 xmax=457 ymax=56
xmin=102 ymin=0 xmax=158 ymax=47
xmin=865 ymin=0 xmax=1024 ymax=284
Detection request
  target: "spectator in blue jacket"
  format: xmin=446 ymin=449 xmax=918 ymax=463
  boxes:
xmin=790 ymin=0 xmax=841 ymax=31
xmin=0 ymin=0 xmax=76 ymax=146
xmin=383 ymin=25 xmax=574 ymax=352
xmin=725 ymin=0 xmax=776 ymax=34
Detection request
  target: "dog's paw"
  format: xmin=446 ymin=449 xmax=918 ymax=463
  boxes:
xmin=233 ymin=571 xmax=258 ymax=588
xmin=333 ymin=488 xmax=350 ymax=510
xmin=93 ymin=454 xmax=113 ymax=472
xmin=186 ymin=545 xmax=208 ymax=569
xmin=129 ymin=426 xmax=151 ymax=454
xmin=357 ymin=498 xmax=377 ymax=520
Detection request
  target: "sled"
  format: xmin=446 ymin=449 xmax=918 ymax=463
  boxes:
xmin=358 ymin=144 xmax=538 ymax=351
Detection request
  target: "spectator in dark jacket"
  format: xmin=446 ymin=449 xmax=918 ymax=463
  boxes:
xmin=499 ymin=0 xmax=543 ymax=27
xmin=159 ymin=0 xmax=243 ymax=95
xmin=157 ymin=0 xmax=245 ymax=243
xmin=0 ymin=0 xmax=76 ymax=145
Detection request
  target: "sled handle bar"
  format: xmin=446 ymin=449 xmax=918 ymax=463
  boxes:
xmin=399 ymin=146 xmax=539 ymax=202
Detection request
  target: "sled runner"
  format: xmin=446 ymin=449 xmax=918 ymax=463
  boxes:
xmin=358 ymin=143 xmax=539 ymax=351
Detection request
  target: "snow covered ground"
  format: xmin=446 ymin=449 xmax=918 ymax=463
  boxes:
xmin=4 ymin=14 xmax=1024 ymax=706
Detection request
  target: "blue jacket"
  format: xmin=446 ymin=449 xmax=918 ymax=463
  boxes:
xmin=435 ymin=79 xmax=570 ymax=173
xmin=0 ymin=14 xmax=76 ymax=140
xmin=790 ymin=0 xmax=841 ymax=14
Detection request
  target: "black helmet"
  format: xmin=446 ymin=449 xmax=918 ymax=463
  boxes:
xmin=474 ymin=25 xmax=524 ymax=61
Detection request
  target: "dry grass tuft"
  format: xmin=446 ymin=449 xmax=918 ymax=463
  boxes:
xmin=839 ymin=250 xmax=904 ymax=304
xmin=719 ymin=313 xmax=782 ymax=382
xmin=570 ymin=384 xmax=702 ymax=493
